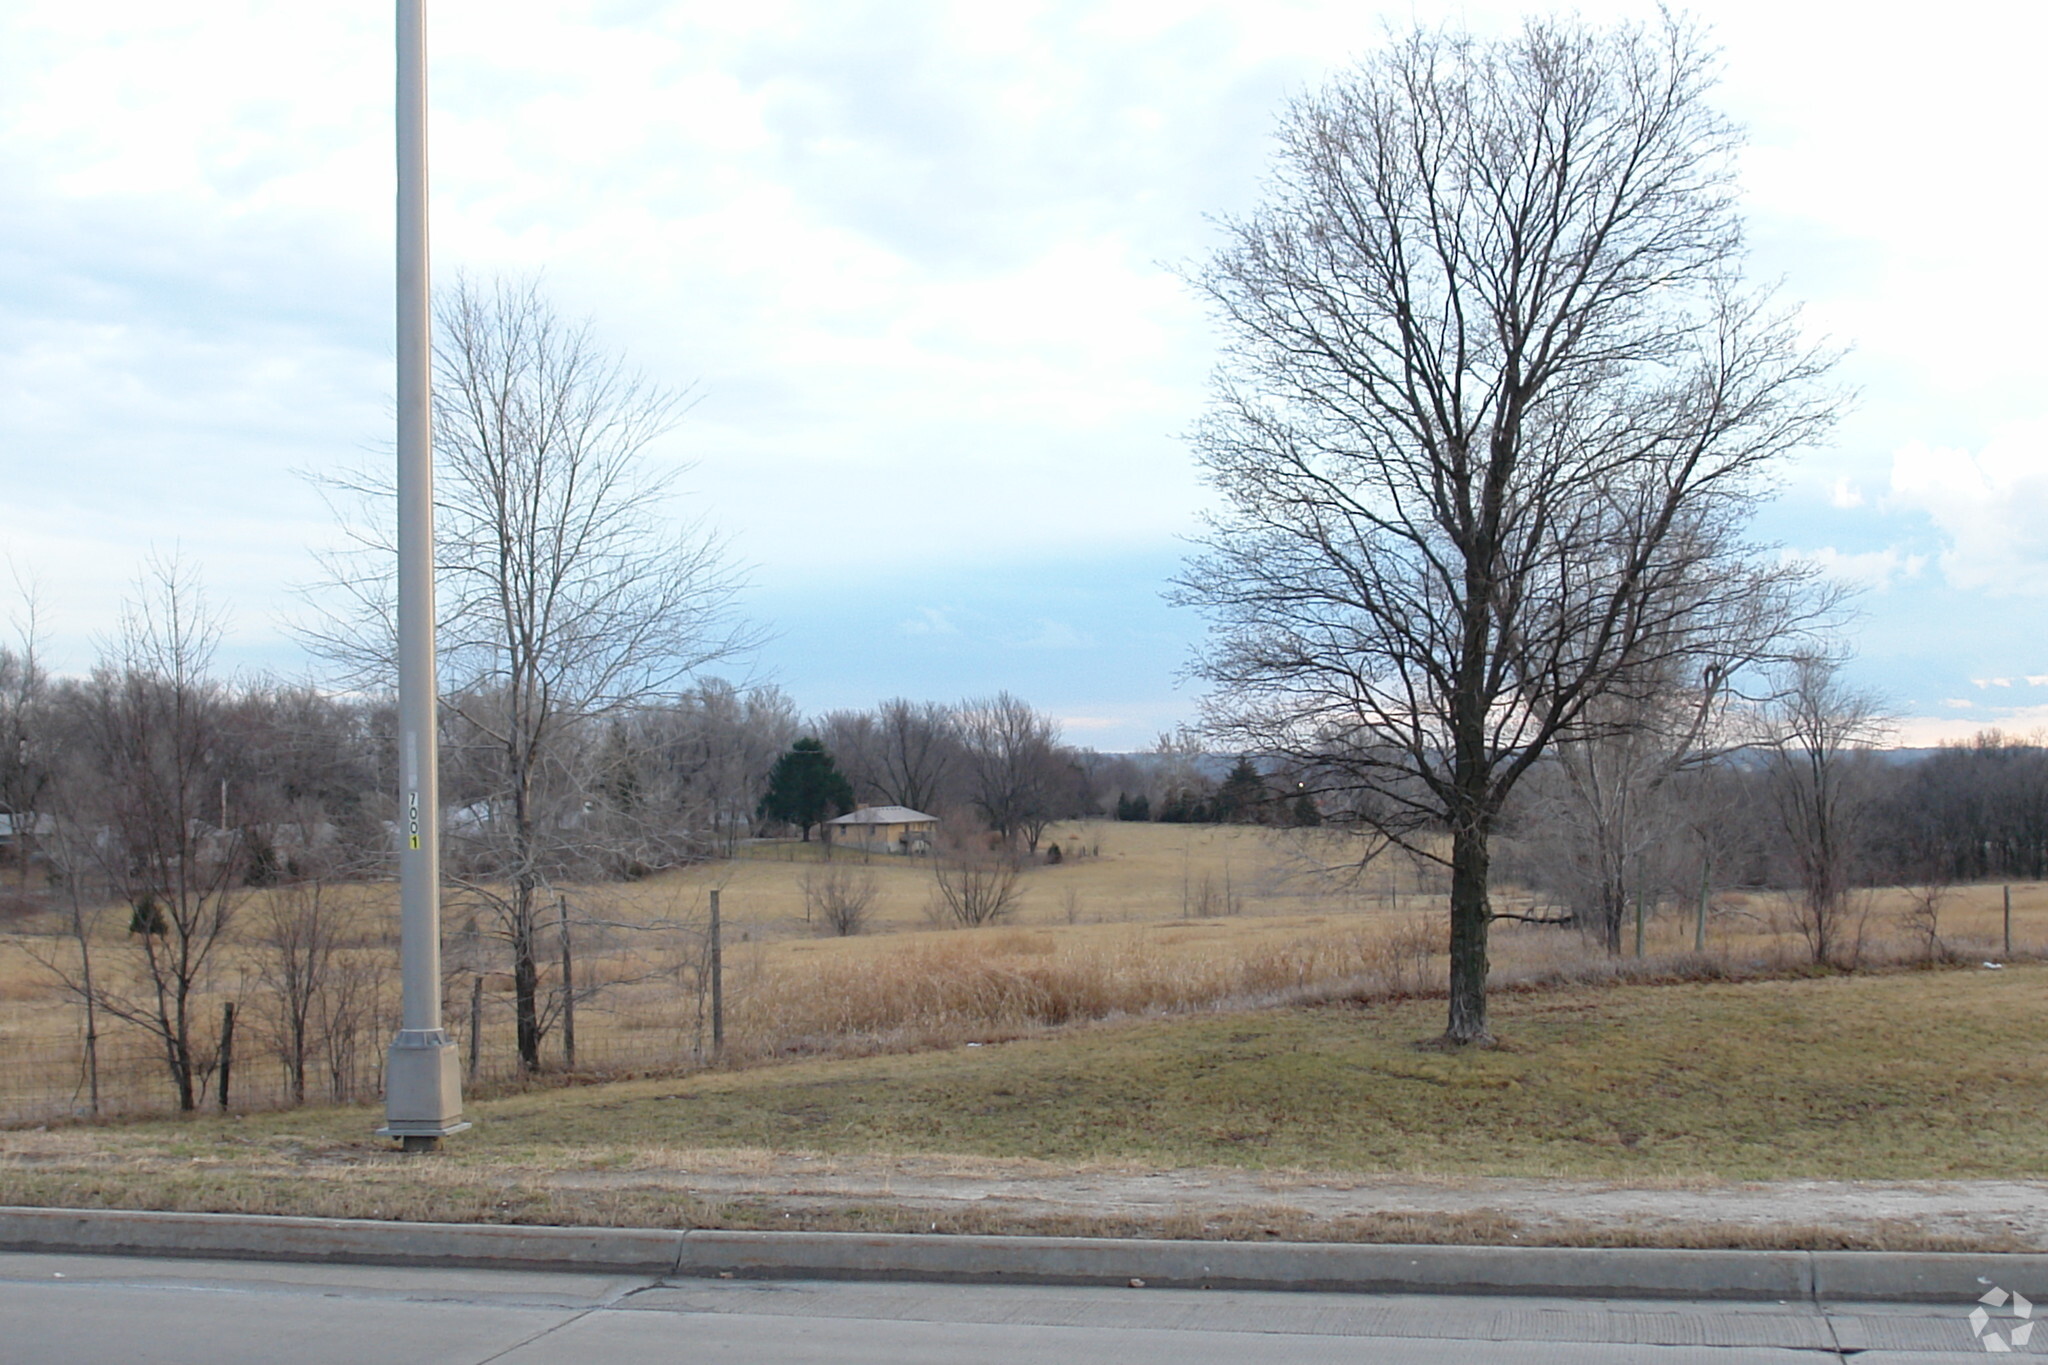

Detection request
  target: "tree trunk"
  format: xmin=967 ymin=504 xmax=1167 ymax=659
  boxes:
xmin=171 ymin=977 xmax=197 ymax=1112
xmin=82 ymin=1008 xmax=100 ymax=1117
xmin=289 ymin=999 xmax=308 ymax=1106
xmin=508 ymin=719 xmax=544 ymax=1072
xmin=1600 ymin=883 xmax=1625 ymax=956
xmin=1695 ymin=856 xmax=1711 ymax=953
xmin=513 ymin=874 xmax=541 ymax=1072
xmin=1444 ymin=822 xmax=1493 ymax=1045
xmin=72 ymin=892 xmax=102 ymax=1117
xmin=166 ymin=1033 xmax=195 ymax=1112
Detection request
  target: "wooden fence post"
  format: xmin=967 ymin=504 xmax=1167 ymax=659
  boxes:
xmin=1695 ymin=859 xmax=1710 ymax=953
xmin=468 ymin=975 xmax=483 ymax=1083
xmin=216 ymin=1002 xmax=235 ymax=1111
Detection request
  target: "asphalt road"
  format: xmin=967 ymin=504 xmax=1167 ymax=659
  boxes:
xmin=0 ymin=1251 xmax=2016 ymax=1363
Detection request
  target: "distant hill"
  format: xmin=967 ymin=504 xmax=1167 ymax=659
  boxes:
xmin=1091 ymin=747 xmax=1954 ymax=774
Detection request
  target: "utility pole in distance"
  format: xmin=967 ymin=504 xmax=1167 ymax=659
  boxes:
xmin=379 ymin=0 xmax=466 ymax=1152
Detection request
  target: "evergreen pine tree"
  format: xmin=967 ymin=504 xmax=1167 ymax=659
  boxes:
xmin=1215 ymin=756 xmax=1270 ymax=824
xmin=757 ymin=738 xmax=856 ymax=841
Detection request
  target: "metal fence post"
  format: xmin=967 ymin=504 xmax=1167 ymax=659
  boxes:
xmin=710 ymin=889 xmax=724 ymax=1060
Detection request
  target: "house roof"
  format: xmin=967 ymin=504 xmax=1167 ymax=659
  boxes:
xmin=826 ymin=805 xmax=937 ymax=826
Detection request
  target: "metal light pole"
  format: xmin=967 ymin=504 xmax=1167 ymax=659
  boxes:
xmin=379 ymin=0 xmax=466 ymax=1151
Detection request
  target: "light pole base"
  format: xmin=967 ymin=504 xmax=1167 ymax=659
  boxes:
xmin=378 ymin=1029 xmax=467 ymax=1147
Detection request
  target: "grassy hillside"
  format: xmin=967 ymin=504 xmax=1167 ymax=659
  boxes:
xmin=6 ymin=961 xmax=2043 ymax=1231
xmin=339 ymin=962 xmax=2048 ymax=1181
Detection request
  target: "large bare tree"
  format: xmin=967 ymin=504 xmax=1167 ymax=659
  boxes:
xmin=310 ymin=276 xmax=757 ymax=1072
xmin=957 ymin=692 xmax=1071 ymax=852
xmin=871 ymin=699 xmax=962 ymax=815
xmin=818 ymin=698 xmax=961 ymax=815
xmin=1178 ymin=15 xmax=1841 ymax=1043
xmin=647 ymin=679 xmax=798 ymax=855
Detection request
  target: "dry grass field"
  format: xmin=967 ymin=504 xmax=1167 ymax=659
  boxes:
xmin=5 ymin=964 xmax=2046 ymax=1249
xmin=2 ymin=819 xmax=2043 ymax=1127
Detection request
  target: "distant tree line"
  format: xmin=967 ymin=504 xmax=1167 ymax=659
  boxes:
xmin=1106 ymin=755 xmax=1320 ymax=828
xmin=1498 ymin=673 xmax=2048 ymax=964
xmin=810 ymin=692 xmax=1097 ymax=852
xmin=1875 ymin=733 xmax=2048 ymax=883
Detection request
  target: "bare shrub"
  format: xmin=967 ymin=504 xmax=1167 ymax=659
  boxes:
xmin=1185 ymin=870 xmax=1242 ymax=919
xmin=1900 ymin=883 xmax=1954 ymax=965
xmin=930 ymin=854 xmax=1024 ymax=928
xmin=1367 ymin=921 xmax=1442 ymax=997
xmin=318 ymin=953 xmax=385 ymax=1103
xmin=1764 ymin=656 xmax=1890 ymax=967
xmin=803 ymin=865 xmax=878 ymax=937
xmin=249 ymin=880 xmax=353 ymax=1105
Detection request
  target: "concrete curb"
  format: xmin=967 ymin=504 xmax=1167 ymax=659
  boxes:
xmin=0 ymin=1207 xmax=681 ymax=1276
xmin=679 ymin=1229 xmax=1819 ymax=1299
xmin=3 ymin=1206 xmax=2043 ymax=1302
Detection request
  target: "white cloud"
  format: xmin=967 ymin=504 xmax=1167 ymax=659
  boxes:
xmin=896 ymin=608 xmax=958 ymax=637
xmin=1799 ymin=546 xmax=1925 ymax=592
xmin=1942 ymin=698 xmax=1974 ymax=710
xmin=4 ymin=0 xmax=2048 ymax=732
xmin=1889 ymin=421 xmax=2048 ymax=595
xmin=1973 ymin=678 xmax=2014 ymax=689
xmin=1896 ymin=708 xmax=2048 ymax=747
xmin=1013 ymin=620 xmax=1090 ymax=650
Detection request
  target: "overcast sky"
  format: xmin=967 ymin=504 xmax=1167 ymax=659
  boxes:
xmin=2 ymin=0 xmax=2043 ymax=749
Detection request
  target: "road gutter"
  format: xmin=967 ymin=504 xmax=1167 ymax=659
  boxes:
xmin=2 ymin=1205 xmax=2040 ymax=1303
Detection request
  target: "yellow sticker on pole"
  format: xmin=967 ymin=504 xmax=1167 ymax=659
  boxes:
xmin=407 ymin=791 xmax=421 ymax=850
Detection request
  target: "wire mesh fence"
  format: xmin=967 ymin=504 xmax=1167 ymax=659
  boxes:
xmin=0 ymin=884 xmax=723 ymax=1127
xmin=10 ymin=880 xmax=2042 ymax=1128
xmin=0 ymin=995 xmax=720 ymax=1126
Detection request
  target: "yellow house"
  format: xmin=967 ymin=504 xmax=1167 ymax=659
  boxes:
xmin=823 ymin=805 xmax=938 ymax=855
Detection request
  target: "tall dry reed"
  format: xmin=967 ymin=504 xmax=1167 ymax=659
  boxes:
xmin=723 ymin=920 xmax=1444 ymax=1058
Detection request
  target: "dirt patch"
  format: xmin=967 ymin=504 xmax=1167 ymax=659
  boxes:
xmin=5 ymin=1135 xmax=2039 ymax=1250
xmin=543 ymin=1154 xmax=2048 ymax=1250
